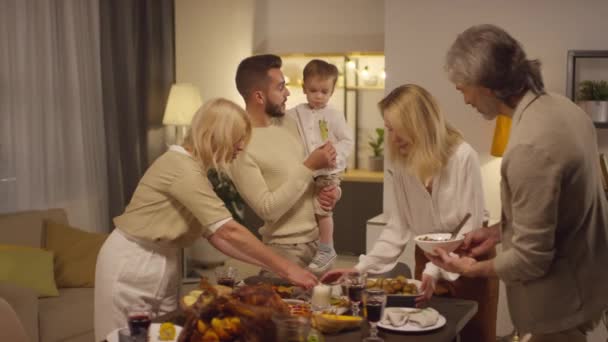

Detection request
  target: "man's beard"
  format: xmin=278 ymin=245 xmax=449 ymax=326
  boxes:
xmin=265 ymin=101 xmax=284 ymax=118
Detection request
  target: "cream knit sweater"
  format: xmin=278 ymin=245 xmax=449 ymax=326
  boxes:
xmin=230 ymin=116 xmax=319 ymax=244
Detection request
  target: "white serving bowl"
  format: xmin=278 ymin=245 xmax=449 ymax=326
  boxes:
xmin=414 ymin=233 xmax=464 ymax=256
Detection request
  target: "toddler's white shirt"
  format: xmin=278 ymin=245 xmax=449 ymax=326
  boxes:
xmin=287 ymin=103 xmax=354 ymax=175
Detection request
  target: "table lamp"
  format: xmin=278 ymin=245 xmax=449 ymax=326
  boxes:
xmin=163 ymin=83 xmax=202 ymax=144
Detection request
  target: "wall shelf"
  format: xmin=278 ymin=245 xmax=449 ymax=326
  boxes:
xmin=566 ymin=50 xmax=608 ymax=129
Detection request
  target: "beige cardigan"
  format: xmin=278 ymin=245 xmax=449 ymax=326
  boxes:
xmin=495 ymin=91 xmax=608 ymax=334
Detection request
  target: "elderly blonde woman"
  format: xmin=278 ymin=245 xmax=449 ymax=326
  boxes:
xmin=322 ymin=84 xmax=497 ymax=342
xmin=94 ymin=98 xmax=318 ymax=340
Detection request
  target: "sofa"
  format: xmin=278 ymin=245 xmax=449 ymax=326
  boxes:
xmin=0 ymin=209 xmax=107 ymax=342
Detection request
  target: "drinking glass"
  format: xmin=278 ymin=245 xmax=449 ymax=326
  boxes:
xmin=345 ymin=272 xmax=366 ymax=317
xmin=363 ymin=288 xmax=386 ymax=341
xmin=272 ymin=314 xmax=311 ymax=342
xmin=126 ymin=303 xmax=153 ymax=339
xmin=215 ymin=266 xmax=238 ymax=288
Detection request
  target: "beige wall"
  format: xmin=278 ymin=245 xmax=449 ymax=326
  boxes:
xmin=385 ymin=0 xmax=608 ymax=339
xmin=175 ymin=0 xmax=255 ymax=105
xmin=253 ymin=0 xmax=384 ymax=54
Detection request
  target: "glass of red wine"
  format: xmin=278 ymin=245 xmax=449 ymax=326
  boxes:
xmin=215 ymin=265 xmax=238 ymax=288
xmin=345 ymin=272 xmax=366 ymax=317
xmin=363 ymin=288 xmax=386 ymax=342
xmin=126 ymin=303 xmax=153 ymax=339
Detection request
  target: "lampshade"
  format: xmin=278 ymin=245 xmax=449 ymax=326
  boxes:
xmin=490 ymin=115 xmax=512 ymax=157
xmin=162 ymin=83 xmax=202 ymax=125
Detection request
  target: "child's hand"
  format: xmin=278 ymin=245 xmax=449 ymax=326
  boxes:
xmin=304 ymin=142 xmax=336 ymax=170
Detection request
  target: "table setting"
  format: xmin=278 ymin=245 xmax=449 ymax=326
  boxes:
xmin=105 ymin=231 xmax=478 ymax=342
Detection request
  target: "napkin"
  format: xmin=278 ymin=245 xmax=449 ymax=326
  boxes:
xmin=381 ymin=307 xmax=440 ymax=328
xmin=407 ymin=307 xmax=439 ymax=327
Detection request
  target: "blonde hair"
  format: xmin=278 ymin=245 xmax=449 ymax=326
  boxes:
xmin=183 ymin=98 xmax=251 ymax=173
xmin=379 ymin=84 xmax=463 ymax=181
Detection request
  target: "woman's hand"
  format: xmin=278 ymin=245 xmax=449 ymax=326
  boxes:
xmin=415 ymin=273 xmax=436 ymax=307
xmin=285 ymin=266 xmax=318 ymax=289
xmin=320 ymin=267 xmax=357 ymax=284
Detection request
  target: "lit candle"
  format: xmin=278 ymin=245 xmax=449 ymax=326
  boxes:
xmin=311 ymin=284 xmax=331 ymax=310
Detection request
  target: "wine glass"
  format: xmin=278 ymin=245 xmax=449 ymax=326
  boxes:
xmin=126 ymin=303 xmax=153 ymax=338
xmin=363 ymin=288 xmax=386 ymax=342
xmin=345 ymin=272 xmax=366 ymax=317
xmin=215 ymin=266 xmax=238 ymax=288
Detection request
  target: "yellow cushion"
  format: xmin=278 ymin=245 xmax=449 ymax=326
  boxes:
xmin=0 ymin=245 xmax=59 ymax=297
xmin=45 ymin=221 xmax=108 ymax=288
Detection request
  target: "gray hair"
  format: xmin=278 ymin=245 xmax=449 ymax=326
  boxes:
xmin=445 ymin=24 xmax=544 ymax=105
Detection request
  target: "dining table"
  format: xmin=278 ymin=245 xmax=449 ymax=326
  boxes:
xmin=325 ymin=296 xmax=477 ymax=342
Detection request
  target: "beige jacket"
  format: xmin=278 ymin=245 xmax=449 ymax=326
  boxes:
xmin=494 ymin=91 xmax=608 ymax=334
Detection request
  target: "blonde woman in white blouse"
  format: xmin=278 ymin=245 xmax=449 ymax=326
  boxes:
xmin=323 ymin=84 xmax=498 ymax=342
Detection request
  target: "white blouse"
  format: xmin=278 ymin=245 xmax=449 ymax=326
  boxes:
xmin=355 ymin=142 xmax=487 ymax=280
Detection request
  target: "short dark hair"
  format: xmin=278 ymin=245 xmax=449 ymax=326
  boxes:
xmin=235 ymin=54 xmax=282 ymax=100
xmin=303 ymin=59 xmax=339 ymax=86
xmin=445 ymin=24 xmax=545 ymax=105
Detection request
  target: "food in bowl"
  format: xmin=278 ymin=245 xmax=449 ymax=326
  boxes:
xmin=283 ymin=299 xmax=312 ymax=317
xmin=414 ymin=233 xmax=464 ymax=256
xmin=312 ymin=313 xmax=363 ymax=334
xmin=366 ymin=276 xmax=419 ymax=295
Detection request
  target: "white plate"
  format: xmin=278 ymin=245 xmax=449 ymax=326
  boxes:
xmin=377 ymin=308 xmax=446 ymax=332
xmin=106 ymin=323 xmax=183 ymax=342
xmin=368 ymin=278 xmax=422 ymax=297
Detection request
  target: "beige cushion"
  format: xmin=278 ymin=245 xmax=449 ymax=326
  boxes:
xmin=45 ymin=220 xmax=108 ymax=288
xmin=0 ymin=208 xmax=68 ymax=248
xmin=39 ymin=288 xmax=94 ymax=342
xmin=0 ymin=212 xmax=44 ymax=248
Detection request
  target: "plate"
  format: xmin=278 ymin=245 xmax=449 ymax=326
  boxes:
xmin=106 ymin=323 xmax=183 ymax=342
xmin=377 ymin=308 xmax=446 ymax=332
xmin=367 ymin=278 xmax=422 ymax=297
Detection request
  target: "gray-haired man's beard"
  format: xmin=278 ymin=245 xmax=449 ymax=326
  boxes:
xmin=265 ymin=102 xmax=285 ymax=118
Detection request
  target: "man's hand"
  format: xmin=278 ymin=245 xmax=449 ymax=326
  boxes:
xmin=415 ymin=273 xmax=436 ymax=306
xmin=285 ymin=266 xmax=318 ymax=289
xmin=304 ymin=142 xmax=337 ymax=170
xmin=425 ymin=248 xmax=478 ymax=277
xmin=318 ymin=185 xmax=339 ymax=211
xmin=460 ymin=225 xmax=501 ymax=257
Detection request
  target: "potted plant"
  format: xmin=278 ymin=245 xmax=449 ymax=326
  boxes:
xmin=368 ymin=128 xmax=384 ymax=172
xmin=577 ymin=80 xmax=608 ymax=123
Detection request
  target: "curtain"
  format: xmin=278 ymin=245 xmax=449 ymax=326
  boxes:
xmin=0 ymin=0 xmax=109 ymax=232
xmin=99 ymin=0 xmax=175 ymax=222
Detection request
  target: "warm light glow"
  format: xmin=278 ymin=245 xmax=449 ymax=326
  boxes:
xmin=380 ymin=70 xmax=386 ymax=80
xmin=347 ymin=60 xmax=356 ymax=69
xmin=360 ymin=66 xmax=369 ymax=79
xmin=284 ymin=75 xmax=291 ymax=84
xmin=163 ymin=83 xmax=202 ymax=125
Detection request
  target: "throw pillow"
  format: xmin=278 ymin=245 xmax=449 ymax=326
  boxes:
xmin=0 ymin=245 xmax=59 ymax=297
xmin=45 ymin=220 xmax=108 ymax=288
